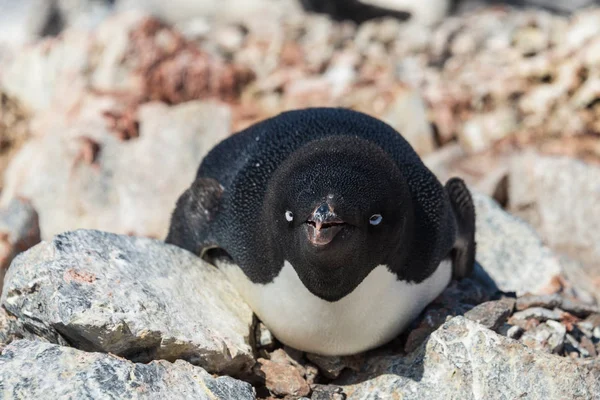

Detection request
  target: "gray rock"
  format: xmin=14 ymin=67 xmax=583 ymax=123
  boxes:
xmin=0 ymin=340 xmax=256 ymax=400
xmin=458 ymin=107 xmax=518 ymax=154
xmin=464 ymin=298 xmax=515 ymax=331
xmin=473 ymin=191 xmax=562 ymax=295
xmin=508 ymin=153 xmax=600 ymax=294
xmin=521 ymin=320 xmax=567 ymax=354
xmin=0 ymin=306 xmax=49 ymax=349
xmin=0 ymin=198 xmax=40 ymax=291
xmin=1 ymin=101 xmax=230 ymax=240
xmin=340 ymin=317 xmax=599 ymax=399
xmin=516 ymin=293 xmax=600 ymax=318
xmin=1 ymin=230 xmax=254 ymax=375
xmin=511 ymin=307 xmax=565 ymax=322
xmin=311 ymin=385 xmax=346 ymax=400
xmin=382 ymin=86 xmax=436 ymax=156
xmin=306 ymin=353 xmax=349 ymax=380
xmin=506 ymin=324 xmax=525 ymax=339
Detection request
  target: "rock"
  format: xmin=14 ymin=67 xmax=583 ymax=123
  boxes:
xmin=506 ymin=324 xmax=525 ymax=339
xmin=0 ymin=198 xmax=40 ymax=291
xmin=404 ymin=273 xmax=496 ymax=353
xmin=473 ymin=191 xmax=563 ymax=296
xmin=311 ymin=385 xmax=346 ymax=400
xmin=1 ymin=230 xmax=254 ymax=375
xmin=1 ymin=101 xmax=230 ymax=240
xmin=0 ymin=340 xmax=256 ymax=399
xmin=0 ymin=306 xmax=47 ymax=349
xmin=382 ymin=86 xmax=436 ymax=156
xmin=0 ymin=0 xmax=54 ymax=57
xmin=340 ymin=317 xmax=599 ymax=399
xmin=507 ymin=152 xmax=600 ymax=295
xmin=464 ymin=298 xmax=515 ymax=331
xmin=306 ymin=353 xmax=349 ymax=380
xmin=255 ymin=321 xmax=276 ymax=354
xmin=256 ymin=350 xmax=310 ymax=398
xmin=521 ymin=320 xmax=567 ymax=354
xmin=511 ymin=307 xmax=565 ymax=323
xmin=516 ymin=293 xmax=600 ymax=318
xmin=458 ymin=107 xmax=518 ymax=154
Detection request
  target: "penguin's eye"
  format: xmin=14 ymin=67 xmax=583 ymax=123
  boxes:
xmin=285 ymin=210 xmax=294 ymax=222
xmin=369 ymin=214 xmax=382 ymax=226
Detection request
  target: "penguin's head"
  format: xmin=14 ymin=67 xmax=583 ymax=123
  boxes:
xmin=264 ymin=136 xmax=414 ymax=302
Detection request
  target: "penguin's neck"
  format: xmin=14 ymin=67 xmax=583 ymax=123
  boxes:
xmin=217 ymin=259 xmax=452 ymax=356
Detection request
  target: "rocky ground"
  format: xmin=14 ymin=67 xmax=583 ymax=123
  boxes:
xmin=0 ymin=2 xmax=600 ymax=399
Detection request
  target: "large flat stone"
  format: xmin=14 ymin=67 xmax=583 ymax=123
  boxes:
xmin=0 ymin=340 xmax=256 ymax=400
xmin=1 ymin=229 xmax=254 ymax=376
xmin=473 ymin=192 xmax=562 ymax=295
xmin=340 ymin=317 xmax=600 ymax=400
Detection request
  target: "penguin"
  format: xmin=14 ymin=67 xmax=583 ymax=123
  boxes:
xmin=166 ymin=107 xmax=476 ymax=356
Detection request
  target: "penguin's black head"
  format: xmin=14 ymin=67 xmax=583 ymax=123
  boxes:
xmin=264 ymin=135 xmax=414 ymax=302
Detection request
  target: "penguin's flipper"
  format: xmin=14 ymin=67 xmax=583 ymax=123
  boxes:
xmin=445 ymin=177 xmax=476 ymax=280
xmin=165 ymin=177 xmax=223 ymax=256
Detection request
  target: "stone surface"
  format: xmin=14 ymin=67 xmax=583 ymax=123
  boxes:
xmin=521 ymin=320 xmax=567 ymax=354
xmin=306 ymin=353 xmax=349 ymax=380
xmin=340 ymin=317 xmax=600 ymax=399
xmin=516 ymin=293 xmax=600 ymax=318
xmin=511 ymin=307 xmax=565 ymax=322
xmin=382 ymin=86 xmax=436 ymax=156
xmin=473 ymin=191 xmax=562 ymax=295
xmin=0 ymin=340 xmax=256 ymax=400
xmin=1 ymin=230 xmax=254 ymax=375
xmin=508 ymin=153 xmax=600 ymax=291
xmin=0 ymin=101 xmax=230 ymax=240
xmin=0 ymin=198 xmax=40 ymax=291
xmin=256 ymin=350 xmax=310 ymax=397
xmin=464 ymin=297 xmax=515 ymax=331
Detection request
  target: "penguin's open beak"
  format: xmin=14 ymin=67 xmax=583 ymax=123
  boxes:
xmin=305 ymin=203 xmax=345 ymax=247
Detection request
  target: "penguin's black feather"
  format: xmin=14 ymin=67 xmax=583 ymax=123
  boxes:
xmin=166 ymin=107 xmax=475 ymax=300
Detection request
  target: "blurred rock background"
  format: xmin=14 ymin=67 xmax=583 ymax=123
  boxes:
xmin=0 ymin=0 xmax=599 ymax=296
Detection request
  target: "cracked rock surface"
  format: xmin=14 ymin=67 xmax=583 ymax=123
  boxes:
xmin=339 ymin=317 xmax=600 ymax=400
xmin=0 ymin=340 xmax=256 ymax=400
xmin=0 ymin=229 xmax=254 ymax=375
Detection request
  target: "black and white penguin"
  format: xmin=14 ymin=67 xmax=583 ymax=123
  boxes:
xmin=166 ymin=107 xmax=475 ymax=356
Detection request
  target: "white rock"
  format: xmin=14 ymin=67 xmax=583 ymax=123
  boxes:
xmin=1 ymin=230 xmax=255 ymax=375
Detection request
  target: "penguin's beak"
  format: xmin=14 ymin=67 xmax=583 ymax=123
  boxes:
xmin=305 ymin=203 xmax=345 ymax=247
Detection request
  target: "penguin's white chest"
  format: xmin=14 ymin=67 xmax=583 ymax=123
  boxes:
xmin=217 ymin=259 xmax=452 ymax=356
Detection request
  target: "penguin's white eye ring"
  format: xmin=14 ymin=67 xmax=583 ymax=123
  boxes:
xmin=285 ymin=210 xmax=294 ymax=222
xmin=369 ymin=214 xmax=382 ymax=225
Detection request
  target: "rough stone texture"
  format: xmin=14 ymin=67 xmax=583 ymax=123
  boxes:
xmin=0 ymin=101 xmax=230 ymax=240
xmin=521 ymin=320 xmax=567 ymax=354
xmin=516 ymin=293 xmax=600 ymax=317
xmin=382 ymin=86 xmax=436 ymax=156
xmin=256 ymin=357 xmax=310 ymax=397
xmin=306 ymin=353 xmax=349 ymax=380
xmin=511 ymin=307 xmax=565 ymax=322
xmin=464 ymin=298 xmax=515 ymax=331
xmin=473 ymin=191 xmax=562 ymax=295
xmin=340 ymin=317 xmax=600 ymax=400
xmin=1 ymin=230 xmax=254 ymax=375
xmin=0 ymin=198 xmax=40 ymax=291
xmin=404 ymin=272 xmax=497 ymax=353
xmin=508 ymin=152 xmax=600 ymax=291
xmin=0 ymin=340 xmax=256 ymax=400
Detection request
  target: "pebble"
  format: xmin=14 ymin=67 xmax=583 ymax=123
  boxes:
xmin=521 ymin=320 xmax=566 ymax=354
xmin=507 ymin=325 xmax=525 ymax=340
xmin=464 ymin=298 xmax=516 ymax=331
xmin=511 ymin=307 xmax=565 ymax=322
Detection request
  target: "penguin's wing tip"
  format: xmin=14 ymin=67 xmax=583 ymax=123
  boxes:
xmin=165 ymin=177 xmax=224 ymax=256
xmin=445 ymin=177 xmax=476 ymax=280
